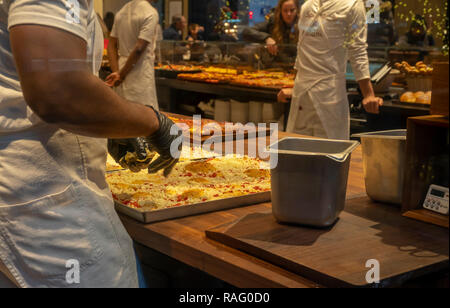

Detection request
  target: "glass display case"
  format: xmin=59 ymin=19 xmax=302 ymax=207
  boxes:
xmin=156 ymin=40 xmax=447 ymax=72
xmin=156 ymin=40 xmax=297 ymax=71
xmin=151 ymin=39 xmax=448 ymax=133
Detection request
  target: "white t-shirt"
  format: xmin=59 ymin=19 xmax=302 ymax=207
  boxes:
xmin=0 ymin=0 xmax=103 ymax=133
xmin=110 ymin=0 xmax=159 ymax=62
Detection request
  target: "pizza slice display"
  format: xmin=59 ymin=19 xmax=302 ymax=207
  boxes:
xmin=177 ymin=68 xmax=295 ymax=89
xmin=167 ymin=116 xmax=225 ymax=137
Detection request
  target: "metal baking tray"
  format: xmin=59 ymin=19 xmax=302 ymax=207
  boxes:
xmin=155 ymin=69 xmax=202 ymax=79
xmin=114 ymin=191 xmax=271 ymax=223
xmin=390 ymin=99 xmax=431 ymax=108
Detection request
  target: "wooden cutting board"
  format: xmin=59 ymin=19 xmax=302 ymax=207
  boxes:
xmin=205 ymin=197 xmax=449 ymax=288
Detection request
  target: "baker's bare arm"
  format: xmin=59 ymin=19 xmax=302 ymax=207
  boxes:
xmin=10 ymin=25 xmax=158 ymax=138
xmin=358 ymin=78 xmax=383 ymax=114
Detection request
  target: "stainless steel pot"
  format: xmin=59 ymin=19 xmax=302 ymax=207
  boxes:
xmin=268 ymin=137 xmax=359 ymax=227
xmin=352 ymin=130 xmax=407 ymax=205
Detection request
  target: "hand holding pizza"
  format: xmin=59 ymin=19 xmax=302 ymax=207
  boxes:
xmin=145 ymin=106 xmax=183 ymax=177
xmin=107 ymin=137 xmax=155 ymax=172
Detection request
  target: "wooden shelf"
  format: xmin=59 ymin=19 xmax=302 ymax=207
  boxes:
xmin=403 ymin=209 xmax=449 ymax=228
xmin=402 ymin=115 xmax=449 ymax=228
xmin=408 ymin=115 xmax=449 ymax=128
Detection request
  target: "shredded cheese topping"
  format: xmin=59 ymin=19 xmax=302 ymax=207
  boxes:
xmin=106 ymin=155 xmax=271 ymax=211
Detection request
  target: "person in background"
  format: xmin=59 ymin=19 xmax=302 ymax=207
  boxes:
xmin=398 ymin=15 xmax=435 ymax=47
xmin=278 ymin=0 xmax=383 ymax=140
xmin=106 ymin=0 xmax=160 ymax=110
xmin=104 ymin=12 xmax=115 ymax=34
xmin=185 ymin=23 xmax=206 ymax=62
xmin=0 ymin=0 xmax=180 ymax=288
xmin=241 ymin=0 xmax=301 ymax=129
xmin=186 ymin=23 xmax=205 ymax=41
xmin=243 ymin=0 xmax=301 ymax=56
xmin=163 ymin=14 xmax=187 ymax=40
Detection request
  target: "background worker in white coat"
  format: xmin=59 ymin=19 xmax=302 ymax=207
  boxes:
xmin=106 ymin=0 xmax=160 ymax=110
xmin=278 ymin=0 xmax=383 ymax=140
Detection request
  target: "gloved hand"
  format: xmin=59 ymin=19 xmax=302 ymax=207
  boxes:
xmin=107 ymin=137 xmax=155 ymax=173
xmin=145 ymin=106 xmax=183 ymax=177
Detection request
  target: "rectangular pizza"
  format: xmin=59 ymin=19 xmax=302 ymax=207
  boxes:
xmin=106 ymin=155 xmax=271 ymax=211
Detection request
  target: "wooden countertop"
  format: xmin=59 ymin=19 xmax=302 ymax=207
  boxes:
xmin=119 ymin=129 xmax=448 ymax=287
xmin=119 ymin=131 xmax=369 ymax=288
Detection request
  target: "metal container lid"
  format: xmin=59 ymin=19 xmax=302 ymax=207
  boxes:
xmin=352 ymin=129 xmax=407 ymax=140
xmin=267 ymin=137 xmax=360 ymax=163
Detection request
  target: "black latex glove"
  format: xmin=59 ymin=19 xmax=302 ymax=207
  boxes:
xmin=145 ymin=106 xmax=183 ymax=177
xmin=107 ymin=137 xmax=155 ymax=172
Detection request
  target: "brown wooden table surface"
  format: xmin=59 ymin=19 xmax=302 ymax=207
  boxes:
xmin=205 ymin=197 xmax=449 ymax=288
xmin=118 ymin=130 xmax=448 ymax=288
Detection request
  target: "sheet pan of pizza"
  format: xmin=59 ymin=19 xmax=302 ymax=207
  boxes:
xmin=106 ymin=155 xmax=271 ymax=223
xmin=114 ymin=190 xmax=270 ymax=223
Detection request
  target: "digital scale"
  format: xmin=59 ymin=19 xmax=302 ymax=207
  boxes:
xmin=423 ymin=185 xmax=449 ymax=215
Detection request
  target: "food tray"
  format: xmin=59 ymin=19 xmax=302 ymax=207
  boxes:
xmin=179 ymin=126 xmax=273 ymax=144
xmin=391 ymin=99 xmax=431 ymax=108
xmin=114 ymin=191 xmax=271 ymax=223
xmin=229 ymin=81 xmax=286 ymax=91
xmin=177 ymin=77 xmax=231 ymax=85
xmin=155 ymin=69 xmax=202 ymax=79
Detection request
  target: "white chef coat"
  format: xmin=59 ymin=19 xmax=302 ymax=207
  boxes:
xmin=110 ymin=0 xmax=159 ymax=110
xmin=0 ymin=0 xmax=138 ymax=288
xmin=287 ymin=0 xmax=371 ymax=140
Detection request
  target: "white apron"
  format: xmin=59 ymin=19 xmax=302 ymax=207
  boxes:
xmin=0 ymin=129 xmax=138 ymax=288
xmin=0 ymin=7 xmax=138 ymax=288
xmin=115 ymin=0 xmax=159 ymax=110
xmin=287 ymin=0 xmax=358 ymax=140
